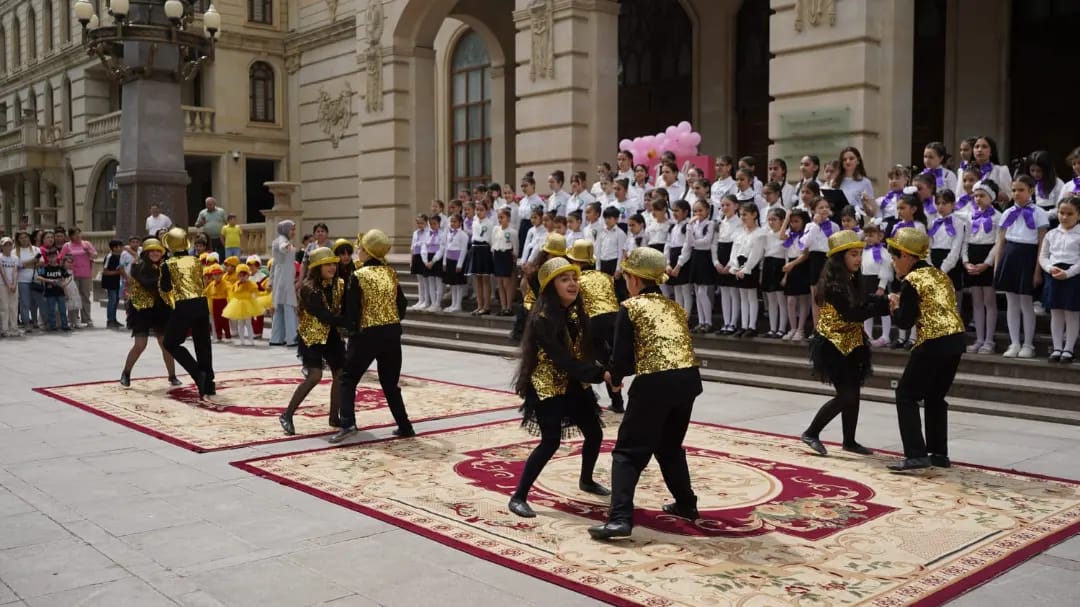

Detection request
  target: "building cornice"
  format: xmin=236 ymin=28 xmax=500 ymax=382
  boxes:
xmin=285 ymin=18 xmax=355 ymax=56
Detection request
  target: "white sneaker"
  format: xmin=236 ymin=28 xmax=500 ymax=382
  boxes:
xmin=1018 ymin=345 xmax=1036 ymax=359
xmin=872 ymin=336 xmax=891 ymax=348
xmin=1002 ymin=344 xmax=1021 ymax=358
xmin=978 ymin=342 xmax=995 ymax=355
xmin=966 ymin=341 xmax=983 ymax=353
xmin=445 ymin=306 xmax=462 ymax=313
xmin=781 ymin=330 xmax=795 ymax=341
xmin=1033 ymin=301 xmax=1045 ymax=316
xmin=792 ymin=330 xmax=805 ymax=341
xmin=428 ymin=306 xmax=442 ymax=313
xmin=409 ymin=302 xmax=427 ymax=311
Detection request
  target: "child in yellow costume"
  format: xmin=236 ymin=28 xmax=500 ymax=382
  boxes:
xmin=222 ymin=264 xmax=266 ymax=346
xmin=222 ymin=256 xmax=241 ymax=337
xmin=203 ymin=264 xmax=231 ymax=342
xmin=247 ymin=255 xmax=269 ymax=339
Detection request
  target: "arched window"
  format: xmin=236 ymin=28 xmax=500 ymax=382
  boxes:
xmin=27 ymin=8 xmax=37 ymax=59
xmin=248 ymin=0 xmax=272 ymax=24
xmin=92 ymin=159 xmax=118 ymax=231
xmin=43 ymin=1 xmax=53 ymax=53
xmin=249 ymin=61 xmax=275 ymax=122
xmin=44 ymin=81 xmax=54 ymax=126
xmin=60 ymin=0 xmax=70 ymax=43
xmin=61 ymin=75 xmax=71 ymax=132
xmin=0 ymin=26 xmax=7 ymax=73
xmin=449 ymin=30 xmax=491 ymax=196
xmin=12 ymin=17 xmax=22 ymax=67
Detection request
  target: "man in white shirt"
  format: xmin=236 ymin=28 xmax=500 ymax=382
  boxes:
xmin=145 ymin=204 xmax=172 ymax=236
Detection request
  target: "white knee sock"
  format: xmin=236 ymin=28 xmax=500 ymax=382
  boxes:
xmin=694 ymin=285 xmax=713 ymax=326
xmin=880 ymin=314 xmax=891 ymax=340
xmin=971 ymin=288 xmax=986 ymax=343
xmin=740 ymin=289 xmax=757 ymax=330
xmin=1005 ymin=292 xmax=1022 ymax=346
xmin=786 ymin=296 xmax=798 ymax=332
xmin=767 ymin=291 xmax=783 ymax=332
xmin=984 ymin=287 xmax=999 ymax=346
xmin=416 ymin=276 xmax=429 ymax=307
xmin=1051 ymin=309 xmax=1066 ymax=352
xmin=427 ymin=277 xmax=442 ymax=308
xmin=660 ymin=283 xmax=672 ymax=298
xmin=676 ymin=284 xmax=692 ymax=315
xmin=1065 ymin=311 xmax=1080 ymax=353
xmin=433 ymin=279 xmax=445 ymax=309
xmin=798 ymin=295 xmax=811 ymax=332
xmin=1019 ymin=294 xmax=1035 ymax=347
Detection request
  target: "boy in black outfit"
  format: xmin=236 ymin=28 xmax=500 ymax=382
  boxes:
xmin=36 ymin=249 xmax=70 ymax=331
xmin=102 ymin=239 xmax=125 ymax=328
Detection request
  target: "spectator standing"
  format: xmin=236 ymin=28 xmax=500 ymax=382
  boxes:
xmin=15 ymin=232 xmax=42 ymax=331
xmin=194 ymin=197 xmax=227 ymax=257
xmin=102 ymin=240 xmax=125 ymax=328
xmin=269 ymin=220 xmax=299 ymax=346
xmin=145 ymin=204 xmax=172 ymax=236
xmin=59 ymin=228 xmax=96 ymax=327
xmin=0 ymin=237 xmax=20 ymax=337
xmin=222 ymin=214 xmax=244 ymax=259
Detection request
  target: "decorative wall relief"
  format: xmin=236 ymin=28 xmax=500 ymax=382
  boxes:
xmin=318 ymin=83 xmax=356 ymax=148
xmin=365 ymin=0 xmax=384 ymax=43
xmin=325 ymin=0 xmax=339 ymax=22
xmin=364 ymin=0 xmax=385 ymax=113
xmin=529 ymin=0 xmax=554 ymax=81
xmin=794 ymin=0 xmax=837 ymax=32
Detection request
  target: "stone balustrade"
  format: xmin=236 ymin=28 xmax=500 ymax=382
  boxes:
xmin=182 ymin=106 xmax=216 ymax=133
xmin=86 ymin=111 xmax=122 ymax=139
xmin=84 ymin=223 xmax=269 ymax=260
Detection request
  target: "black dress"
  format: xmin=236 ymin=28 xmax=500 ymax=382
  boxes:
xmin=808 ymin=284 xmax=889 ymax=387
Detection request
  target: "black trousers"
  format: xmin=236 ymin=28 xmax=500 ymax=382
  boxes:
xmin=163 ymin=299 xmax=213 ymax=381
xmin=591 ymin=313 xmax=622 ymax=407
xmin=895 ymin=346 xmax=962 ymax=458
xmin=513 ymin=395 xmax=603 ymax=500
xmin=337 ymin=326 xmax=412 ymax=430
xmin=805 ymin=384 xmax=862 ymax=445
xmin=608 ymin=388 xmax=696 ymax=524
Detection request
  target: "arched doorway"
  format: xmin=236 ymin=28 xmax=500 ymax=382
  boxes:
xmin=91 ymin=159 xmax=118 ymax=231
xmin=735 ymin=0 xmax=770 ymax=175
xmin=911 ymin=0 xmax=946 ymax=166
xmin=617 ymin=0 xmax=692 ymax=142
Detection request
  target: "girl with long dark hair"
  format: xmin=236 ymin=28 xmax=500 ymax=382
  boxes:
xmin=119 ymin=238 xmax=181 ymax=388
xmin=509 ymin=257 xmax=610 ymax=518
xmin=801 ymin=231 xmax=889 ymax=456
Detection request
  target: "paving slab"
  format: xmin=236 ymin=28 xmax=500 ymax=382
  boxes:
xmin=23 ymin=576 xmax=178 ymax=607
xmin=0 ymin=512 xmax=73 ymax=551
xmin=0 ymin=539 xmax=128 ymax=599
xmin=186 ymin=556 xmax=353 ymax=607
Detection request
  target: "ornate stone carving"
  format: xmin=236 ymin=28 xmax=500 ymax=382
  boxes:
xmin=794 ymin=0 xmax=837 ymax=32
xmin=325 ymin=0 xmax=339 ymax=22
xmin=318 ymin=83 xmax=356 ymax=148
xmin=529 ymin=0 xmax=554 ymax=81
xmin=364 ymin=47 xmax=383 ymax=113
xmin=284 ymin=49 xmax=301 ymax=75
xmin=365 ymin=0 xmax=384 ymax=46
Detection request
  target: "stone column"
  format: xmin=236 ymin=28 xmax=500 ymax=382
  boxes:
xmin=260 ymin=181 xmax=302 ymax=257
xmin=512 ymin=0 xmax=619 ymax=180
xmin=945 ymin=0 xmax=1008 ymax=154
xmin=768 ymin=0 xmax=914 ymax=183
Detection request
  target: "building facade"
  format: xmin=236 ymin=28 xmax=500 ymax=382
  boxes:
xmin=2 ymin=0 xmax=1077 ymax=249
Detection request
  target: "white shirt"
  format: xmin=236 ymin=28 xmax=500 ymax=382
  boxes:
xmin=666 ymin=219 xmax=689 ymax=267
xmin=764 ymin=229 xmax=787 ymax=259
xmin=410 ymin=229 xmax=425 ymax=254
xmin=728 ymin=227 xmax=767 ymax=274
xmin=713 ymin=215 xmax=741 ymax=245
xmin=662 ymin=180 xmax=686 ymax=203
xmin=495 ymin=201 xmax=520 ymax=230
xmin=1000 ymin=203 xmax=1050 ymax=245
xmin=15 ymin=247 xmax=38 ymax=283
xmin=975 ymin=164 xmax=1012 ymax=199
xmin=645 ymin=217 xmax=671 ymax=246
xmin=838 ymin=177 xmax=875 ymax=210
xmin=687 ymin=218 xmax=715 ymax=252
xmin=524 ymin=226 xmax=547 ymax=264
xmin=546 ymin=191 xmax=569 ymax=216
xmin=471 ymin=216 xmax=494 ymax=244
xmin=628 ymin=182 xmax=652 ymax=208
xmin=1039 ymin=224 xmax=1080 ymax=278
xmin=596 ymin=225 xmax=627 ymax=266
xmin=928 ymin=213 xmax=969 ymax=274
xmin=583 ymin=219 xmax=602 ymax=242
xmin=521 ymin=193 xmax=545 ymax=218
xmin=1035 ymin=177 xmax=1065 ymax=210
xmin=565 ymin=229 xmax=583 ymax=249
xmin=804 ymin=220 xmax=837 ymax=253
xmin=625 ymin=231 xmax=644 ymax=255
xmin=145 ymin=213 xmax=172 ymax=235
xmin=420 ymin=228 xmax=443 ymax=265
xmin=860 ymin=243 xmax=894 ymax=290
xmin=963 ymin=207 xmax=1000 ymax=264
xmin=875 ymin=190 xmax=902 ymax=222
xmin=491 ymin=225 xmax=518 ymax=254
xmin=565 ymin=191 xmax=594 ymax=218
xmin=922 ymin=166 xmax=958 ymax=194
xmin=733 ymin=187 xmax=767 ymax=225
xmin=0 ymin=252 xmax=18 ymax=287
xmin=710 ymin=177 xmax=735 ymax=204
xmin=442 ymin=228 xmax=469 ymax=264
xmin=1057 ymin=177 xmax=1080 ymax=204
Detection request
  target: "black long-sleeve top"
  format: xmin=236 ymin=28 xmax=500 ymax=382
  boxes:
xmin=825 ymin=283 xmax=889 ymax=323
xmin=131 ymin=261 xmax=161 ymax=292
xmin=610 ymin=286 xmax=702 ymax=400
xmin=300 ymin=281 xmax=349 ymax=328
xmin=532 ymin=311 xmax=606 ymax=393
xmin=343 ymin=259 xmax=408 ymax=336
xmin=893 ymin=261 xmax=966 ymax=356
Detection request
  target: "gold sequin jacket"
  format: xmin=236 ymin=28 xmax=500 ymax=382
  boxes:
xmin=618 ymin=292 xmax=697 ymax=377
xmin=577 ymin=270 xmax=619 ymax=318
xmin=348 ymin=262 xmax=405 ymax=331
xmin=298 ymin=278 xmax=346 ymax=346
xmin=901 ymin=265 xmax=965 ymax=348
xmin=529 ymin=310 xmax=604 ymax=401
xmin=160 ymin=255 xmax=204 ymax=306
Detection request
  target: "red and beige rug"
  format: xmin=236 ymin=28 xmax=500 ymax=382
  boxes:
xmin=34 ymin=367 xmax=519 ymax=452
xmin=234 ymin=419 xmax=1080 ymax=607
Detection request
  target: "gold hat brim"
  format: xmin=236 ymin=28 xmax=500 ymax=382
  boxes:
xmin=308 ymin=255 xmax=340 ymax=269
xmin=141 ymin=244 xmax=165 ymax=254
xmin=539 ymin=264 xmax=580 ymax=292
xmin=622 ymin=264 xmax=669 ymax=285
xmin=827 ymin=240 xmax=866 ymax=257
xmin=886 ymin=237 xmax=927 ymax=259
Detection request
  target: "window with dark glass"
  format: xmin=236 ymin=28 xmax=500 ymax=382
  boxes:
xmin=249 ymin=0 xmax=273 ymax=24
xmin=449 ymin=30 xmax=492 ymax=197
xmin=249 ymin=62 xmax=275 ymax=122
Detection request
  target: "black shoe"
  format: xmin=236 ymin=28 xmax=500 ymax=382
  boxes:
xmin=662 ymin=501 xmax=700 ymax=520
xmin=508 ymin=497 xmax=535 ymax=518
xmin=194 ymin=372 xmax=211 ymax=398
xmin=328 ymin=418 xmax=342 ymax=428
xmin=842 ymin=442 xmax=874 ymax=455
xmin=732 ymin=328 xmax=746 ymax=338
xmin=279 ymin=415 xmax=295 ymax=436
xmin=887 ymin=456 xmax=932 ymax=472
xmin=743 ymin=329 xmax=757 ymax=338
xmin=578 ymin=480 xmax=611 ymax=496
xmin=930 ymin=454 xmax=951 ymax=468
xmin=392 ymin=426 xmax=416 ymax=438
xmin=1049 ymin=350 xmax=1063 ymax=363
xmin=801 ymin=433 xmax=827 ymax=456
xmin=889 ymin=338 xmax=905 ymax=349
xmin=607 ymin=404 xmax=625 ymax=414
xmin=268 ymin=342 xmax=286 ymax=346
xmin=119 ymin=371 xmax=131 ymax=387
xmin=588 ymin=521 xmax=633 ymax=540
xmin=328 ymin=426 xmax=358 ymax=444
xmin=168 ymin=376 xmax=183 ymax=386
xmin=206 ymin=379 xmax=216 ymax=396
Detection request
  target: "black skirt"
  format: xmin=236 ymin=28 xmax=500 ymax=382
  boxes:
xmin=493 ymin=250 xmax=515 ymax=278
xmin=808 ymin=251 xmax=828 ymax=285
xmin=520 ymin=386 xmax=604 ymax=439
xmin=422 ymin=255 xmax=443 ymax=278
xmin=1047 ymin=264 xmax=1080 ymax=311
xmin=599 ymin=258 xmax=619 ymax=276
xmin=128 ymin=300 xmax=170 ymax=337
xmin=467 ymin=242 xmax=494 ymax=275
xmin=809 ymin=334 xmax=873 ymax=387
xmin=668 ymin=247 xmax=690 ymax=286
xmin=733 ymin=255 xmax=760 ymax=289
xmin=930 ymin=249 xmax=963 ymax=290
xmin=784 ymin=257 xmax=812 ymax=296
xmin=649 ymin=243 xmax=666 ymax=253
xmin=443 ymin=258 xmax=467 ymax=285
xmin=861 ymin=274 xmax=882 ymax=298
xmin=298 ymin=330 xmax=346 ymax=370
xmin=410 ymin=253 xmax=425 ymax=275
xmin=761 ymin=257 xmax=785 ymax=292
xmin=964 ymin=243 xmax=995 ymax=288
xmin=715 ymin=241 xmax=735 ymax=287
xmin=689 ymin=249 xmax=719 ymax=286
xmin=994 ymin=241 xmax=1039 ymax=295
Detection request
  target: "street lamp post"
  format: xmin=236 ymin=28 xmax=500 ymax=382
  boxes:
xmin=75 ymin=0 xmax=222 ymax=239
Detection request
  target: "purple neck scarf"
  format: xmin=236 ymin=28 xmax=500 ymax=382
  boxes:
xmin=867 ymin=243 xmax=883 ymax=263
xmin=1000 ymin=204 xmax=1036 ymax=230
xmin=819 ymin=221 xmax=835 ymax=237
xmin=972 ymin=207 xmax=995 ymax=234
xmin=1073 ymin=176 xmax=1080 ymax=190
xmin=783 ymin=230 xmax=804 ymax=248
xmin=924 ymin=167 xmax=945 ymax=188
xmin=957 ymin=193 xmax=973 ymax=210
xmin=929 ymin=215 xmax=955 ymax=237
xmin=881 ymin=190 xmax=901 ymax=213
xmin=960 ymin=160 xmax=969 ymax=171
xmin=892 ymin=220 xmax=914 ymax=235
xmin=923 ymin=197 xmax=937 ymax=215
xmin=979 ymin=163 xmax=993 ymax=179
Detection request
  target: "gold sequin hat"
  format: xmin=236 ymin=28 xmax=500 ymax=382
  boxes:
xmin=162 ymin=227 xmax=191 ymax=253
xmin=141 ymin=238 xmax=165 ymax=254
xmin=621 ymin=246 xmax=669 ymax=284
xmin=331 ymin=238 xmax=354 ymax=255
xmin=307 ymin=247 xmax=339 ymax=270
xmin=827 ymin=230 xmax=866 ymax=257
xmin=541 ymin=233 xmax=567 ymax=257
xmin=538 ymin=257 xmax=580 ymax=292
xmin=566 ymin=239 xmax=595 ymax=264
xmin=887 ymin=227 xmax=930 ymax=259
xmin=360 ymin=229 xmax=391 ymax=260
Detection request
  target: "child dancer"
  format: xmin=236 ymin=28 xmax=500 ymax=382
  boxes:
xmin=409 ymin=214 xmax=429 ymax=310
xmin=120 ymin=238 xmax=180 ymax=387
xmin=422 ymin=215 xmax=444 ymax=312
xmin=860 ymin=225 xmax=893 ymax=346
xmin=665 ymin=200 xmax=692 ymax=313
xmin=712 ymin=195 xmax=740 ymax=333
xmin=782 ymin=209 xmax=812 ymax=340
xmin=469 ymin=201 xmax=495 ymax=315
xmin=567 ymin=239 xmax=624 ymax=413
xmin=888 ymin=192 xmax=929 ymax=349
xmin=728 ymin=202 xmax=767 ymax=336
xmin=802 ymin=231 xmax=889 ymax=457
xmin=203 ymin=264 xmax=230 ymax=342
xmin=492 ymin=208 xmax=518 ymax=316
xmin=687 ymin=199 xmax=718 ymax=332
xmin=761 ymin=208 xmax=789 ymax=338
xmin=922 ymin=142 xmax=958 ymax=194
xmin=280 ymin=247 xmax=348 ymax=435
xmin=222 ymin=264 xmax=265 ymax=346
xmin=994 ymin=175 xmax=1050 ymax=358
xmin=964 ymin=179 xmax=1001 ymax=354
xmin=1041 ymin=196 xmax=1080 ymax=362
xmin=509 ymin=258 xmax=609 ymax=518
xmin=442 ymin=214 xmax=470 ymax=313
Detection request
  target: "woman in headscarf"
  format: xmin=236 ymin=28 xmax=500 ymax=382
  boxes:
xmin=269 ymin=220 xmax=299 ymax=346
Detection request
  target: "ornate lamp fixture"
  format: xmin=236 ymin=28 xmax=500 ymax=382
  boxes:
xmin=74 ymin=0 xmax=222 ymax=83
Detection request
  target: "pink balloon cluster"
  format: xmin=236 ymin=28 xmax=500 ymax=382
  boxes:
xmin=619 ymin=121 xmax=703 ymax=163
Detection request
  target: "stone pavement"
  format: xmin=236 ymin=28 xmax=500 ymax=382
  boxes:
xmin=0 ymin=307 xmax=1077 ymax=606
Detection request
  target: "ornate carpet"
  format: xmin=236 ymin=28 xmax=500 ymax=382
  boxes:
xmin=34 ymin=367 xmax=519 ymax=452
xmin=233 ymin=419 xmax=1080 ymax=607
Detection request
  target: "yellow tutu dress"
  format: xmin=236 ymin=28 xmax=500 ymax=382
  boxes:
xmin=222 ymin=278 xmax=267 ymax=321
